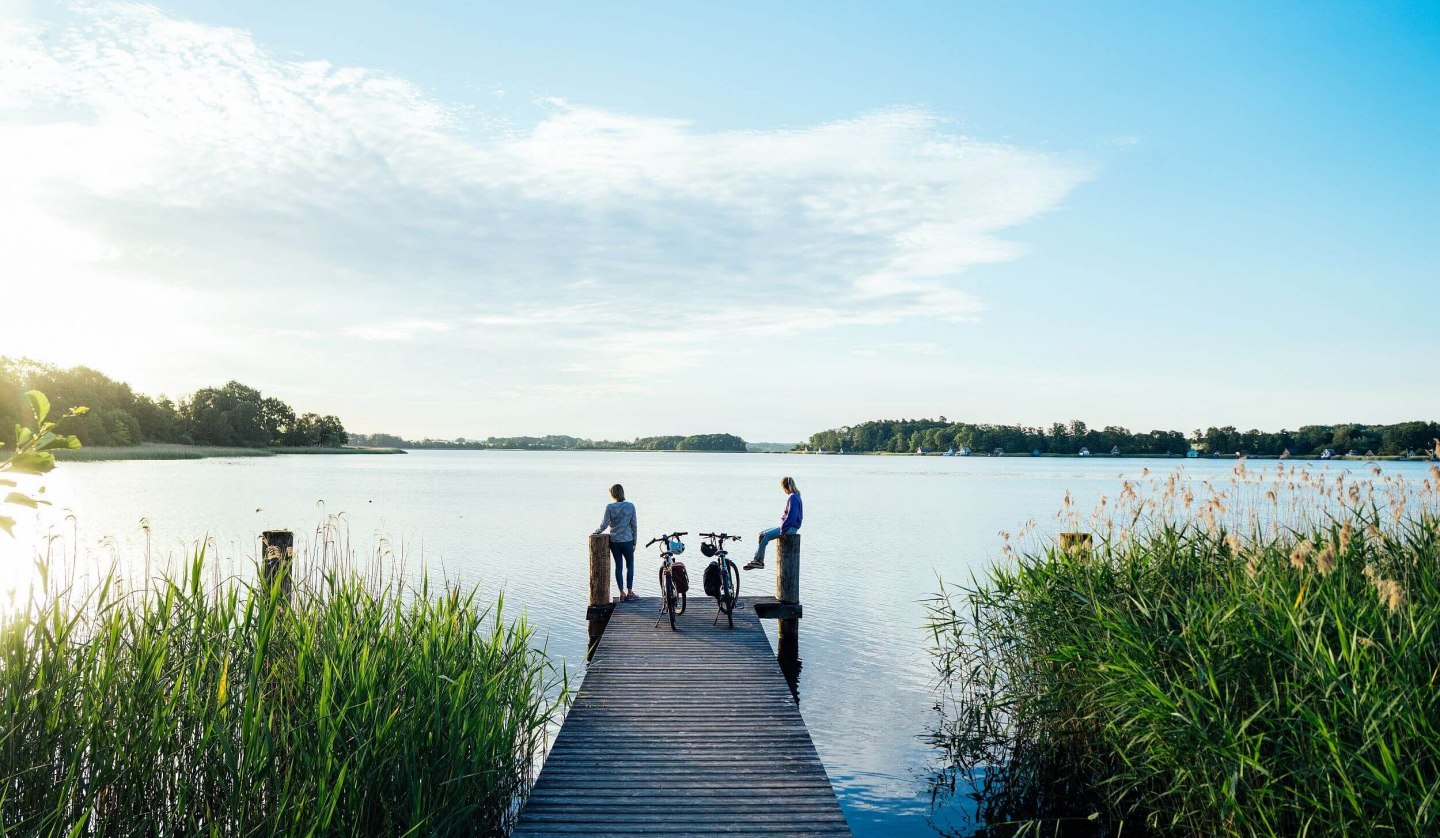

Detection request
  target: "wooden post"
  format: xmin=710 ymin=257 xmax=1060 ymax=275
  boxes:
xmin=775 ymin=534 xmax=800 ymax=603
xmin=260 ymin=530 xmax=293 ymax=597
xmin=775 ymin=534 xmax=801 ymax=700
xmin=587 ymin=533 xmax=613 ymax=657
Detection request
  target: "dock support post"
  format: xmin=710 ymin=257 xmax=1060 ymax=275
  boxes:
xmin=587 ymin=533 xmax=613 ymax=658
xmin=776 ymin=534 xmax=802 ymax=697
xmin=260 ymin=530 xmax=293 ymax=598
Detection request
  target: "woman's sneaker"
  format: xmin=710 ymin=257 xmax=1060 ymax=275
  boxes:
xmin=743 ymin=557 xmax=764 ymax=571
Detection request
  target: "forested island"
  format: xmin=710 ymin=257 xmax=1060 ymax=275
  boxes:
xmin=805 ymin=417 xmax=1440 ymax=458
xmin=1 ymin=357 xmax=349 ymax=449
xmin=350 ymin=432 xmax=751 ymax=452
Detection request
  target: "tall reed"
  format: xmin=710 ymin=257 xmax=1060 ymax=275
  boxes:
xmin=929 ymin=466 xmax=1440 ymax=836
xmin=0 ymin=551 xmax=565 ymax=835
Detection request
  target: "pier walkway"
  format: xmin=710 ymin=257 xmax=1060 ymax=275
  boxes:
xmin=512 ymin=595 xmax=851 ymax=837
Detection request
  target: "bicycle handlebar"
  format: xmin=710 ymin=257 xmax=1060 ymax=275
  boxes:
xmin=698 ymin=532 xmax=744 ymax=541
xmin=645 ymin=531 xmax=688 ymax=548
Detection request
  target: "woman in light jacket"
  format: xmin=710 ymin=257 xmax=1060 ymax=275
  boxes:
xmin=593 ymin=483 xmax=639 ymax=601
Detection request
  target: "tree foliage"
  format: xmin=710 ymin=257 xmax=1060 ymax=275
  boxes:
xmin=1 ymin=358 xmax=347 ymax=449
xmin=807 ymin=417 xmax=1440 ymax=457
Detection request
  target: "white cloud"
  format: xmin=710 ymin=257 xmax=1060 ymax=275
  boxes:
xmin=344 ymin=320 xmax=455 ymax=341
xmin=0 ymin=2 xmax=1094 ymax=435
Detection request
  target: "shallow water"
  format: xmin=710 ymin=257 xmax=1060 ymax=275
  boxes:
xmin=6 ymin=452 xmax=1435 ymax=836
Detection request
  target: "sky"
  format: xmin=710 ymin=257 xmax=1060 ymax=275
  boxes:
xmin=1 ymin=1 xmax=1437 ymax=442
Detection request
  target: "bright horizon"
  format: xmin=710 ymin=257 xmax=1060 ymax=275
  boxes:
xmin=2 ymin=1 xmax=1437 ymax=442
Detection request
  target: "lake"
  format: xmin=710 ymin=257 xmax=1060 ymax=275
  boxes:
xmin=6 ymin=452 xmax=1436 ymax=836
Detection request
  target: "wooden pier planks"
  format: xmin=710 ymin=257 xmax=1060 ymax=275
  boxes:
xmin=513 ymin=596 xmax=851 ymax=837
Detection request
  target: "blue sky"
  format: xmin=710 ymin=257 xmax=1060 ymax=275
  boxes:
xmin=1 ymin=1 xmax=1436 ymax=440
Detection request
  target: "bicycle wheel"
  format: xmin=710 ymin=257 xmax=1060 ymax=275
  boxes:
xmin=719 ymin=559 xmax=740 ymax=629
xmin=664 ymin=574 xmax=678 ymax=631
xmin=674 ymin=588 xmax=687 ymax=615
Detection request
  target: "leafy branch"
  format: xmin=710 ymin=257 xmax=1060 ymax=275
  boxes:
xmin=1 ymin=390 xmax=86 ymax=536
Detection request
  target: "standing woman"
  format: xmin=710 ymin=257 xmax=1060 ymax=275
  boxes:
xmin=744 ymin=476 xmax=802 ymax=570
xmin=594 ymin=484 xmax=639 ymax=601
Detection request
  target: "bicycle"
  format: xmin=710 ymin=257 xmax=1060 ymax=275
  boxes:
xmin=645 ymin=531 xmax=688 ymax=631
xmin=699 ymin=532 xmax=742 ymax=629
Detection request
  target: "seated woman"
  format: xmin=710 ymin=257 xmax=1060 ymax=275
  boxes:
xmin=744 ymin=476 xmax=802 ymax=570
xmin=593 ymin=483 xmax=639 ymax=601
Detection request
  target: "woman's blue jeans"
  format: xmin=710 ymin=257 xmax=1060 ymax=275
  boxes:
xmin=609 ymin=539 xmax=635 ymax=592
xmin=754 ymin=527 xmax=799 ymax=560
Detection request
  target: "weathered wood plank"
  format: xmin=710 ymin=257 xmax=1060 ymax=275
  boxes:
xmin=511 ymin=596 xmax=850 ymax=836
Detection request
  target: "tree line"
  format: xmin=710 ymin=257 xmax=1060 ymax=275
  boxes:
xmin=1 ymin=358 xmax=348 ymax=448
xmin=348 ymin=432 xmax=748 ymax=452
xmin=805 ymin=418 xmax=1440 ymax=457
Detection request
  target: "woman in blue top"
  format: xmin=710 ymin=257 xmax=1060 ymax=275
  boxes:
xmin=744 ymin=476 xmax=802 ymax=570
xmin=593 ymin=483 xmax=639 ymax=601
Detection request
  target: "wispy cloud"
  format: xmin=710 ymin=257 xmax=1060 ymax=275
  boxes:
xmin=0 ymin=2 xmax=1093 ymax=434
xmin=344 ymin=320 xmax=455 ymax=341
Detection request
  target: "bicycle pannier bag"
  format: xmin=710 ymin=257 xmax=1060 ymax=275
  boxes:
xmin=670 ymin=561 xmax=690 ymax=593
xmin=703 ymin=560 xmax=721 ymax=597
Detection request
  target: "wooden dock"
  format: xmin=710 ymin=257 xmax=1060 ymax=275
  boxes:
xmin=512 ymin=595 xmax=851 ymax=837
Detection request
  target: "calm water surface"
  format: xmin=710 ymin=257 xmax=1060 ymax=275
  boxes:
xmin=7 ymin=452 xmax=1435 ymax=836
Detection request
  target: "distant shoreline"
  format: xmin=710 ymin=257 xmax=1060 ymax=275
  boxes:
xmin=55 ymin=443 xmax=405 ymax=462
xmin=51 ymin=444 xmax=1437 ymax=463
xmin=819 ymin=451 xmax=1437 ymax=462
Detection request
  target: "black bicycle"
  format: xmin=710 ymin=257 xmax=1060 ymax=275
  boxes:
xmin=646 ymin=531 xmax=688 ymax=631
xmin=699 ymin=532 xmax=742 ymax=628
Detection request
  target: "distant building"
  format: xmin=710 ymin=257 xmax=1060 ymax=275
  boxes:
xmin=1078 ymin=447 xmax=1091 ymax=457
xmin=1111 ymin=445 xmax=1121 ymax=456
xmin=1186 ymin=448 xmax=1199 ymax=458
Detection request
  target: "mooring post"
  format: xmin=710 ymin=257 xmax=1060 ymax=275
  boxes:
xmin=260 ymin=529 xmax=294 ymax=597
xmin=776 ymin=534 xmax=801 ymax=693
xmin=587 ymin=533 xmax=614 ymax=656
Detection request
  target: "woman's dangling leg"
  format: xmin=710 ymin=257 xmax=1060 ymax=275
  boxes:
xmin=746 ymin=526 xmax=781 ymax=569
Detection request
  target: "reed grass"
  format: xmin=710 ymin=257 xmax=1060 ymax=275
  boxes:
xmin=929 ymin=466 xmax=1440 ymax=836
xmin=0 ymin=552 xmax=565 ymax=835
